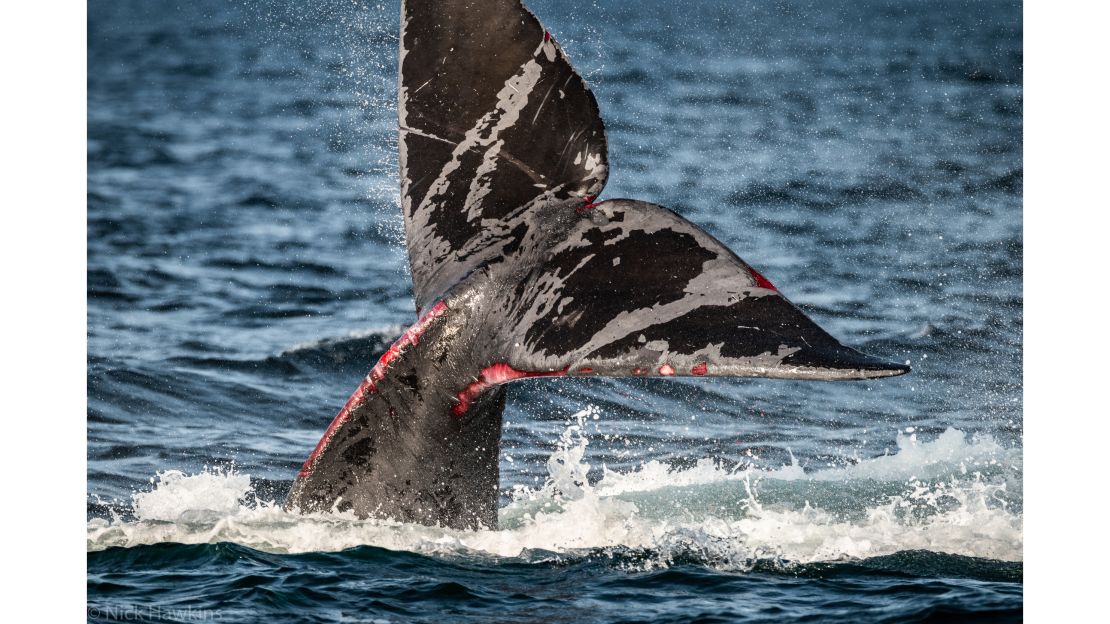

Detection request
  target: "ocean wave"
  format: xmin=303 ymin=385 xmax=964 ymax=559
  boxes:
xmin=87 ymin=410 xmax=1022 ymax=570
xmin=162 ymin=326 xmax=404 ymax=376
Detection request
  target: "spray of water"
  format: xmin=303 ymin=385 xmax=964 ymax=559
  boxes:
xmin=88 ymin=406 xmax=1022 ymax=569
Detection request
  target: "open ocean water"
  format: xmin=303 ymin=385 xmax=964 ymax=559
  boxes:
xmin=87 ymin=0 xmax=1022 ymax=621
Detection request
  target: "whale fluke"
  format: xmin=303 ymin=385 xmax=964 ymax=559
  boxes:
xmin=285 ymin=0 xmax=909 ymax=529
xmin=397 ymin=0 xmax=607 ymax=314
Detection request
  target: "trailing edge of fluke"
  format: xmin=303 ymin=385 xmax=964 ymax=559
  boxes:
xmin=285 ymin=0 xmax=909 ymax=530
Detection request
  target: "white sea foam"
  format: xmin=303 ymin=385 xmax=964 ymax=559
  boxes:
xmin=87 ymin=408 xmax=1023 ymax=568
xmin=131 ymin=469 xmax=251 ymax=522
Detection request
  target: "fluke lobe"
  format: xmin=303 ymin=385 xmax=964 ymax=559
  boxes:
xmin=285 ymin=0 xmax=910 ymax=530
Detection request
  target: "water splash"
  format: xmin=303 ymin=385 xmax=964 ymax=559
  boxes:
xmin=88 ymin=408 xmax=1022 ymax=568
xmin=131 ymin=468 xmax=252 ymax=522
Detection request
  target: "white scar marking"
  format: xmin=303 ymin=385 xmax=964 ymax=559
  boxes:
xmin=462 ymin=58 xmax=545 ymax=220
xmin=406 ymin=53 xmax=544 ymax=264
xmin=459 ymin=34 xmax=555 ymax=221
xmin=532 ymin=81 xmax=559 ymax=125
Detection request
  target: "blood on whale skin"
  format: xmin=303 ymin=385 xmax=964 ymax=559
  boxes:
xmin=296 ymin=300 xmax=447 ymax=479
xmin=452 ymin=363 xmax=569 ymax=417
xmin=748 ymin=267 xmax=778 ymax=292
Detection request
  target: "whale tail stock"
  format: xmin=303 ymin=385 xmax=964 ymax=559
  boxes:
xmin=285 ymin=0 xmax=909 ymax=529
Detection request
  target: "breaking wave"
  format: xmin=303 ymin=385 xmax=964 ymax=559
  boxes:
xmin=87 ymin=408 xmax=1021 ymax=570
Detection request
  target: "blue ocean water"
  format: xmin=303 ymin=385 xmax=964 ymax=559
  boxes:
xmin=87 ymin=0 xmax=1022 ymax=621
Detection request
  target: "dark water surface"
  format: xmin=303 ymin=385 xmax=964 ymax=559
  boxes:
xmin=88 ymin=0 xmax=1022 ymax=621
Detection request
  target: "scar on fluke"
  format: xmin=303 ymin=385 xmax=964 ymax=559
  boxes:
xmin=748 ymin=267 xmax=778 ymax=292
xmin=285 ymin=0 xmax=908 ymax=530
xmin=296 ymin=300 xmax=448 ymax=480
xmin=577 ymin=194 xmax=600 ymax=213
xmin=452 ymin=363 xmax=569 ymax=417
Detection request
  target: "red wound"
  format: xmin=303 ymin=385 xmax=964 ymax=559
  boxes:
xmin=297 ymin=301 xmax=448 ymax=478
xmin=452 ymin=363 xmax=568 ymax=417
xmin=749 ymin=267 xmax=778 ymax=291
xmin=690 ymin=362 xmax=708 ymax=376
xmin=576 ymin=195 xmax=599 ymax=213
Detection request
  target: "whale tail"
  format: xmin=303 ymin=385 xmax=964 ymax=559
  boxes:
xmin=285 ymin=0 xmax=908 ymax=529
